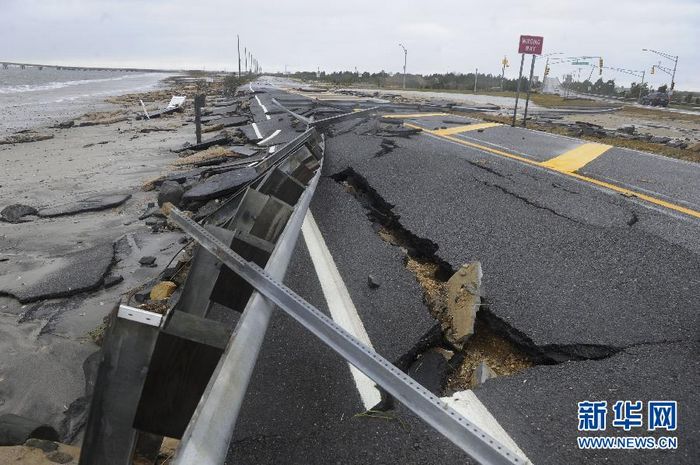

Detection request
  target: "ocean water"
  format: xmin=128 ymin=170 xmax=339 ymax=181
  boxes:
xmin=0 ymin=67 xmax=171 ymax=136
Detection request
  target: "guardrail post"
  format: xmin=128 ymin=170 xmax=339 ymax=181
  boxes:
xmin=78 ymin=306 xmax=162 ymax=465
xmin=194 ymin=94 xmax=205 ymax=144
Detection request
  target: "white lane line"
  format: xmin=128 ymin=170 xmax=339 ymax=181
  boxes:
xmin=258 ymin=129 xmax=281 ymax=146
xmin=442 ymin=391 xmax=532 ymax=463
xmin=251 ymin=122 xmax=263 ymax=140
xmin=254 ymin=95 xmax=271 ymax=120
xmin=268 ymin=145 xmax=276 ymax=154
xmin=301 ymin=211 xmax=383 ymax=410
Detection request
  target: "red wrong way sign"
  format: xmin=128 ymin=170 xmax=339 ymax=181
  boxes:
xmin=518 ymin=35 xmax=544 ymax=55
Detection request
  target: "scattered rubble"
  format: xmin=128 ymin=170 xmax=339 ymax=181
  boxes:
xmin=37 ymin=194 xmax=131 ymax=217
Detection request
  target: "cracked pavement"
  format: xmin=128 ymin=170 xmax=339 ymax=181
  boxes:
xmin=227 ymin=78 xmax=699 ymax=464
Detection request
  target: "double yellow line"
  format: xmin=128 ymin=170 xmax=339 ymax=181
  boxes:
xmin=401 ymin=121 xmax=700 ymax=220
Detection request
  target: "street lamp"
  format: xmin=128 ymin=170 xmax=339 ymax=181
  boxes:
xmin=398 ymin=43 xmax=407 ymax=89
xmin=642 ymin=48 xmax=678 ymax=95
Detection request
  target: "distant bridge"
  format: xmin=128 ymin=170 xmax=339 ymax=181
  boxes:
xmin=0 ymin=61 xmax=182 ymax=73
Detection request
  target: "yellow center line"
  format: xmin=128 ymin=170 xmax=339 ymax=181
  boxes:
xmin=540 ymin=143 xmax=612 ymax=173
xmin=433 ymin=122 xmax=502 ymax=136
xmin=383 ymin=112 xmax=449 ymax=119
xmin=405 ymin=123 xmax=700 ymax=219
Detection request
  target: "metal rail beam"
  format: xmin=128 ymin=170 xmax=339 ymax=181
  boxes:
xmin=168 ymin=207 xmax=528 ymax=465
xmin=172 ymin=162 xmax=323 ymax=465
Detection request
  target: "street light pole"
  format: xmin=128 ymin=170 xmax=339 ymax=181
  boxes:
xmin=474 ymin=68 xmax=478 ymax=93
xmin=237 ymin=35 xmax=241 ymax=78
xmin=399 ymin=43 xmax=407 ymax=89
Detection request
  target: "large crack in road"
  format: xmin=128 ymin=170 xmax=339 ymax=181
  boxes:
xmin=330 ymin=167 xmax=626 ymax=399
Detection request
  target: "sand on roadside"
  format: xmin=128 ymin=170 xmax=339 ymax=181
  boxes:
xmin=0 ymin=86 xmax=201 ymax=442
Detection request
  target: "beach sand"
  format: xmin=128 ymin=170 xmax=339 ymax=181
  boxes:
xmin=0 ymin=84 xmax=200 ymax=441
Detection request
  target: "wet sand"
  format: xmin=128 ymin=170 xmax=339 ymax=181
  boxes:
xmin=0 ymin=87 xmax=197 ymax=441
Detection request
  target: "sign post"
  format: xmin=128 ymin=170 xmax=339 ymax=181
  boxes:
xmin=522 ymin=55 xmax=537 ymax=127
xmin=512 ymin=35 xmax=543 ymax=127
xmin=511 ymin=54 xmax=525 ymax=127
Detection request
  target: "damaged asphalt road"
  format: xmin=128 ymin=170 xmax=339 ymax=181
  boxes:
xmin=226 ymin=79 xmax=699 ymax=464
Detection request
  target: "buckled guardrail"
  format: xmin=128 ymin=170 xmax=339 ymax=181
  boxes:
xmin=79 ymin=127 xmax=325 ymax=465
xmin=78 ymin=101 xmax=527 ymax=465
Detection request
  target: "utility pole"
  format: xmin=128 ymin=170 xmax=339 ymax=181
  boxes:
xmin=237 ymin=35 xmax=241 ymax=78
xmin=244 ymin=48 xmax=247 ymax=73
xmin=474 ymin=68 xmax=478 ymax=93
xmin=399 ymin=43 xmax=407 ymax=89
xmin=642 ymin=48 xmax=678 ymax=95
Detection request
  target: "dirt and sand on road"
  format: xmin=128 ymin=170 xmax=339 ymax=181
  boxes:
xmin=0 ymin=75 xmax=259 ymax=448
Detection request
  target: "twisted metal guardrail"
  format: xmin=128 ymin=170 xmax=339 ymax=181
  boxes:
xmin=78 ymin=95 xmax=527 ymax=465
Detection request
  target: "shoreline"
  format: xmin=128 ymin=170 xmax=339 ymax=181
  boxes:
xmin=0 ymin=72 xmax=176 ymax=138
xmin=0 ymin=75 xmax=211 ymax=444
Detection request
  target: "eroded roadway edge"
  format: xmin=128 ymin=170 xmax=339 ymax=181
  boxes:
xmin=227 ymin=80 xmax=699 ymax=464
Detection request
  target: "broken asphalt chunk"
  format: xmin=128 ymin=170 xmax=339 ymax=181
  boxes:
xmin=182 ymin=167 xmax=257 ymax=202
xmin=470 ymin=361 xmax=497 ymax=386
xmin=157 ymin=181 xmax=184 ymax=207
xmin=208 ymin=115 xmax=249 ymax=128
xmin=444 ymin=262 xmax=482 ymax=349
xmin=407 ymin=350 xmax=450 ymax=395
xmin=1 ymin=204 xmax=38 ymax=223
xmin=367 ymin=274 xmax=380 ymax=289
xmin=139 ymin=256 xmax=157 ymax=267
xmin=37 ymin=194 xmax=131 ymax=218
xmin=103 ymin=274 xmax=124 ymax=288
xmin=0 ymin=243 xmax=115 ymax=303
xmin=174 ymin=133 xmax=231 ymax=153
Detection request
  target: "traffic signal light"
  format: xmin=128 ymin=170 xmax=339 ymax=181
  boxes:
xmin=599 ymin=58 xmax=603 ymax=75
xmin=650 ymin=66 xmax=655 ymax=74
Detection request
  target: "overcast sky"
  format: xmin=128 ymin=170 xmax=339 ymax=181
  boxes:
xmin=3 ymin=0 xmax=699 ymax=89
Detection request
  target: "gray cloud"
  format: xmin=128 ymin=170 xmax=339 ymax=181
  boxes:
xmin=2 ymin=0 xmax=699 ymax=89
